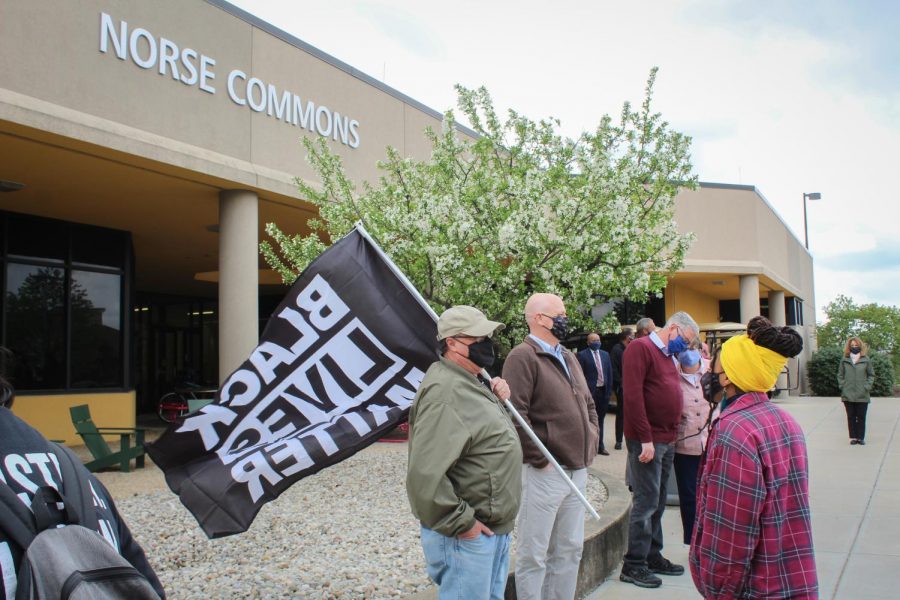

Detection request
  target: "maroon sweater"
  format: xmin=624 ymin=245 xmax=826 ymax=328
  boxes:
xmin=622 ymin=335 xmax=683 ymax=444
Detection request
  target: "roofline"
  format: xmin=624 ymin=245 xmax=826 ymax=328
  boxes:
xmin=697 ymin=181 xmax=810 ymax=256
xmin=204 ymin=0 xmax=479 ymax=139
xmin=697 ymin=181 xmax=756 ymax=192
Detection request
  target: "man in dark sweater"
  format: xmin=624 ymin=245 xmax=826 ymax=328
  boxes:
xmin=620 ymin=311 xmax=699 ymax=589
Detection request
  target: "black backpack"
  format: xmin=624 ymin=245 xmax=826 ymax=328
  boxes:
xmin=0 ymin=444 xmax=160 ymax=600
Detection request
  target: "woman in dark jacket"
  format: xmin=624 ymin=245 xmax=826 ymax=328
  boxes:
xmin=837 ymin=337 xmax=875 ymax=445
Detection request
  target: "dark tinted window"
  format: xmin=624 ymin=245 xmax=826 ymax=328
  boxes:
xmin=70 ymin=270 xmax=122 ymax=387
xmin=786 ymin=297 xmax=804 ymax=326
xmin=71 ymin=227 xmax=125 ymax=268
xmin=6 ymin=215 xmax=67 ymax=262
xmin=5 ymin=263 xmax=66 ymax=388
xmin=719 ymin=299 xmax=740 ymax=323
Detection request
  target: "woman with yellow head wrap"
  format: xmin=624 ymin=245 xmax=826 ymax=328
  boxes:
xmin=689 ymin=317 xmax=816 ymax=599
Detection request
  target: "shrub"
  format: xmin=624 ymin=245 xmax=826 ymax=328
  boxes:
xmin=808 ymin=346 xmax=896 ymax=397
xmin=807 ymin=347 xmax=842 ymax=396
xmin=870 ymin=353 xmax=896 ymax=397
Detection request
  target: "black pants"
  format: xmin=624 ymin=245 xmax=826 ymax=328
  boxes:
xmin=843 ymin=401 xmax=868 ymax=441
xmin=673 ymin=453 xmax=701 ymax=545
xmin=591 ymin=385 xmax=609 ymax=451
xmin=614 ymin=385 xmax=624 ymax=444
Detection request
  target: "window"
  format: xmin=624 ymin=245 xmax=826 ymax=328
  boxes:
xmin=786 ymin=297 xmax=804 ymax=326
xmin=0 ymin=211 xmax=130 ymax=391
xmin=70 ymin=270 xmax=122 ymax=388
xmin=4 ymin=264 xmax=66 ymax=388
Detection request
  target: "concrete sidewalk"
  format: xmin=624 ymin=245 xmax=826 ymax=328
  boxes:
xmin=587 ymin=396 xmax=900 ymax=600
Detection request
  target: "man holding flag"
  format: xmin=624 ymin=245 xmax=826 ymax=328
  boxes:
xmin=406 ymin=305 xmax=522 ymax=600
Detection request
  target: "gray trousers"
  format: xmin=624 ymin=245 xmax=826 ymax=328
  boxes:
xmin=515 ymin=464 xmax=587 ymax=600
xmin=624 ymin=440 xmax=675 ymax=568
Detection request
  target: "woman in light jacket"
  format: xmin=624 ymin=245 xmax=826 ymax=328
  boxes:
xmin=837 ymin=337 xmax=875 ymax=445
xmin=673 ymin=347 xmax=709 ymax=546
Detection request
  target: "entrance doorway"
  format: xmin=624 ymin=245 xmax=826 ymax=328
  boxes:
xmin=133 ymin=295 xmax=218 ymax=414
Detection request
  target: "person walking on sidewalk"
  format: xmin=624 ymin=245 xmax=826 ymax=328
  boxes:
xmin=838 ymin=336 xmax=875 ymax=446
xmin=503 ymin=293 xmax=599 ymax=600
xmin=406 ymin=306 xmax=522 ymax=600
xmin=690 ymin=316 xmax=817 ymax=599
xmin=577 ymin=332 xmax=613 ymax=456
xmin=620 ymin=311 xmax=699 ymax=589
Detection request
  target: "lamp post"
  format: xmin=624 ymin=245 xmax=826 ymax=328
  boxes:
xmin=802 ymin=192 xmax=821 ymax=249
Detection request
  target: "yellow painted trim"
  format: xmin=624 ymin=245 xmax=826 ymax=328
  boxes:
xmin=11 ymin=391 xmax=136 ymax=446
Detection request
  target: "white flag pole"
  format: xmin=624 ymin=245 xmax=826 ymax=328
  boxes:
xmin=355 ymin=222 xmax=600 ymax=520
xmin=495 ymin=387 xmax=602 ymax=521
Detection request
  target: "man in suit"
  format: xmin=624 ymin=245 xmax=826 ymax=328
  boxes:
xmin=577 ymin=332 xmax=613 ymax=456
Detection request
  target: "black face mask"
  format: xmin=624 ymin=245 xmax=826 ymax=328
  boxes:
xmin=850 ymin=347 xmax=861 ymax=355
xmin=466 ymin=338 xmax=496 ymax=369
xmin=547 ymin=315 xmax=569 ymax=340
xmin=701 ymin=371 xmax=724 ymax=404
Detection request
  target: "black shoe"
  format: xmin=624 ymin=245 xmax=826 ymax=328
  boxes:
xmin=598 ymin=447 xmax=610 ymax=456
xmin=614 ymin=442 xmax=622 ymax=450
xmin=648 ymin=556 xmax=685 ymax=576
xmin=620 ymin=564 xmax=662 ymax=588
xmin=858 ymin=439 xmax=866 ymax=445
xmin=851 ymin=439 xmax=859 ymax=445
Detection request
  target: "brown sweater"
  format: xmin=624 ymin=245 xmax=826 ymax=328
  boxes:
xmin=622 ymin=335 xmax=683 ymax=444
xmin=502 ymin=337 xmax=599 ymax=469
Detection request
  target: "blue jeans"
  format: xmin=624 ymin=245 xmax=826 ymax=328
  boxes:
xmin=624 ymin=440 xmax=675 ymax=567
xmin=420 ymin=526 xmax=511 ymax=600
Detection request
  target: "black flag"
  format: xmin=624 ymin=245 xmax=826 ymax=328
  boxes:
xmin=147 ymin=226 xmax=439 ymax=538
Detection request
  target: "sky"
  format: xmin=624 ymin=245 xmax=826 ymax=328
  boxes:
xmin=228 ymin=0 xmax=900 ymax=321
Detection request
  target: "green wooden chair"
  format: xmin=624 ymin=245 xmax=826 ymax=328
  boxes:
xmin=68 ymin=405 xmax=146 ymax=472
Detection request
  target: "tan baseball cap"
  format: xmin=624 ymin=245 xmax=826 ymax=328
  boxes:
xmin=437 ymin=305 xmax=505 ymax=340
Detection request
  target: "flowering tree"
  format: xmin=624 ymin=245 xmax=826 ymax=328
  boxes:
xmin=261 ymin=69 xmax=695 ymax=352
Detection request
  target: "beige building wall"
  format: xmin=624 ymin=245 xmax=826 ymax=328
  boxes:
xmin=0 ymin=0 xmax=453 ymax=202
xmin=672 ymin=183 xmax=816 ymax=393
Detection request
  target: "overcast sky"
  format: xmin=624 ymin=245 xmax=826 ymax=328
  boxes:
xmin=228 ymin=0 xmax=900 ymax=321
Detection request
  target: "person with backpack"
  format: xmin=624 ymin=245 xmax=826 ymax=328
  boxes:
xmin=0 ymin=376 xmax=165 ymax=599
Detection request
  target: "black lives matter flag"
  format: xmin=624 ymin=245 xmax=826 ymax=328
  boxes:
xmin=147 ymin=226 xmax=439 ymax=538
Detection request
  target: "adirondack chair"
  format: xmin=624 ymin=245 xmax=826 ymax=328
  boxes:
xmin=69 ymin=405 xmax=146 ymax=472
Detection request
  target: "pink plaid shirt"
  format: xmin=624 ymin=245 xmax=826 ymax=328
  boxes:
xmin=689 ymin=392 xmax=818 ymax=599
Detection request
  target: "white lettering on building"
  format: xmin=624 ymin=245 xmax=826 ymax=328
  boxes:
xmin=99 ymin=12 xmax=361 ymax=148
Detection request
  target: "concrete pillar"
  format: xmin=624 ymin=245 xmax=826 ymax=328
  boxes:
xmin=218 ymin=189 xmax=259 ymax=383
xmin=768 ymin=290 xmax=786 ymax=326
xmin=739 ymin=275 xmax=760 ymax=324
xmin=768 ymin=290 xmax=788 ymax=395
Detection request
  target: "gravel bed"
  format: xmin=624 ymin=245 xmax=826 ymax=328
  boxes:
xmin=97 ymin=442 xmax=609 ymax=600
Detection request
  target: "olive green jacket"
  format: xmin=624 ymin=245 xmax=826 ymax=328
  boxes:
xmin=838 ymin=356 xmax=875 ymax=403
xmin=406 ymin=358 xmax=523 ymax=537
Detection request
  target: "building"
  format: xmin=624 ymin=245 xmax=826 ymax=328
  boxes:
xmin=668 ymin=182 xmax=816 ymax=393
xmin=0 ymin=1 xmax=814 ymax=442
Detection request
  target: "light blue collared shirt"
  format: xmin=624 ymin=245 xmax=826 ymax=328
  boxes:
xmin=529 ymin=334 xmax=571 ymax=378
xmin=649 ymin=330 xmax=680 ymax=366
xmin=649 ymin=331 xmax=668 ymax=355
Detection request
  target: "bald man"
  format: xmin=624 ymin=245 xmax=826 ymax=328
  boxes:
xmin=503 ymin=293 xmax=600 ymax=600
